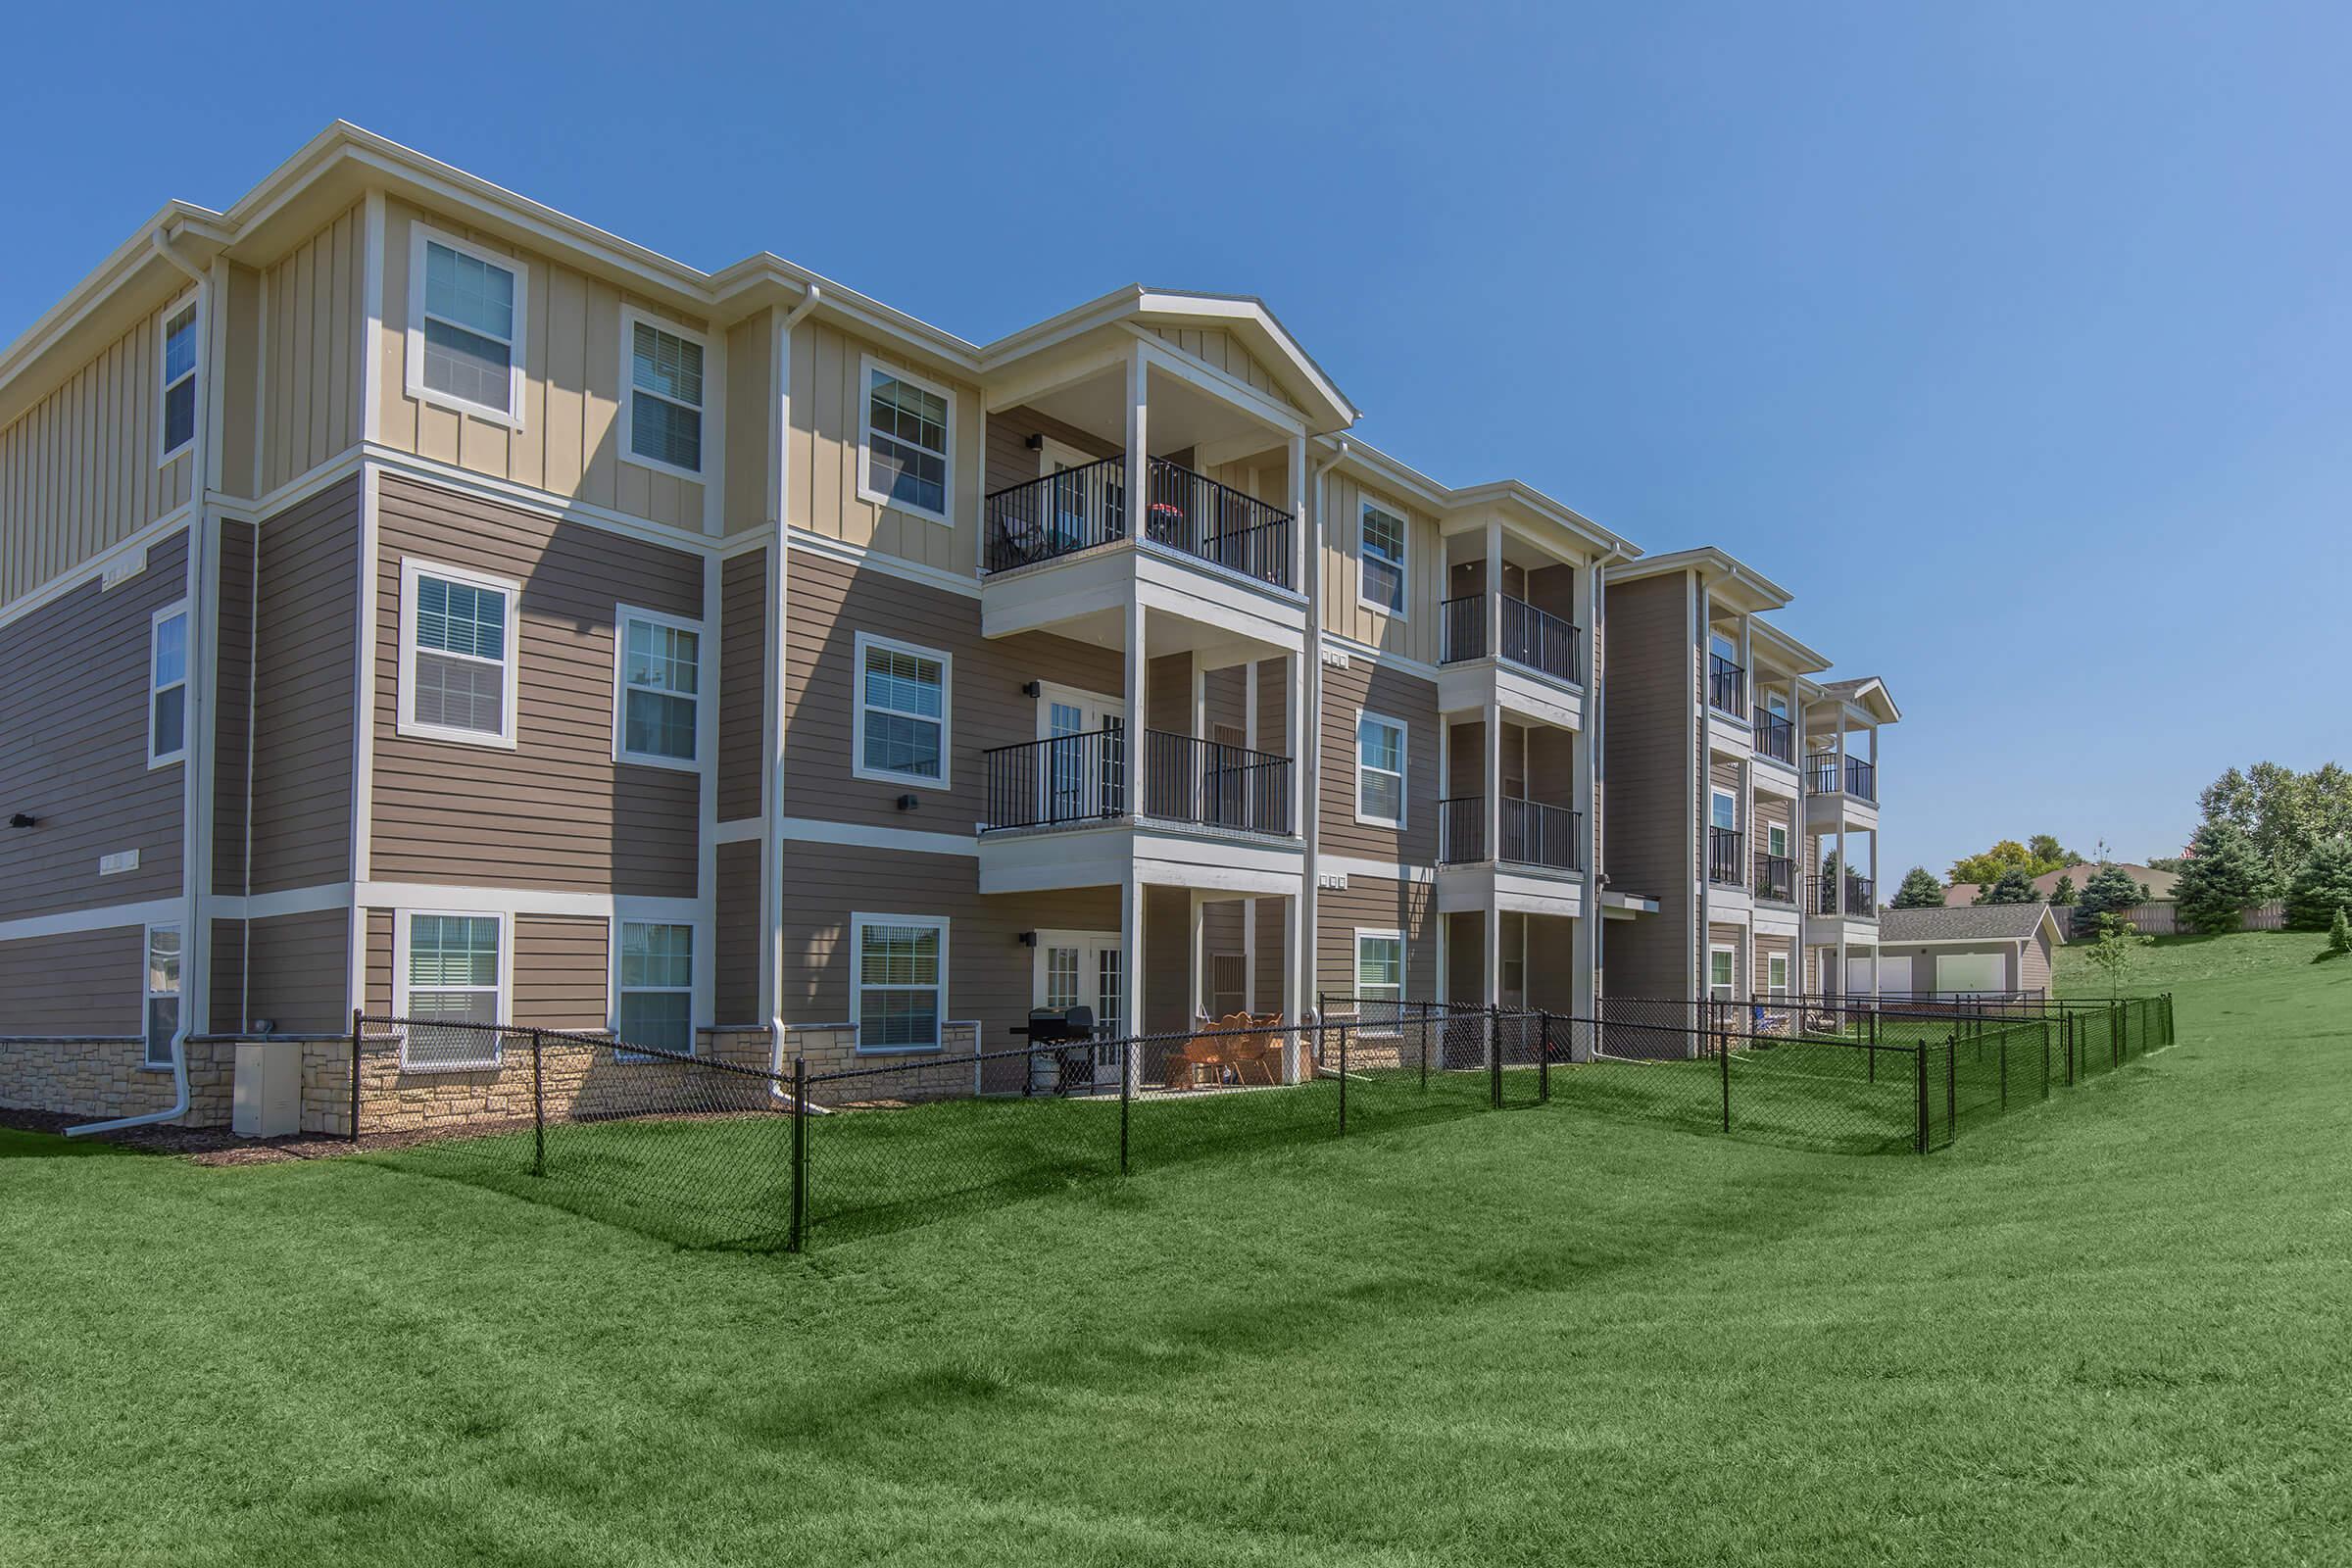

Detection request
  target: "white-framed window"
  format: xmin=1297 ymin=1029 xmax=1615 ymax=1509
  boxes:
xmin=852 ymin=913 xmax=946 ymax=1053
xmin=1356 ymin=712 xmax=1407 ymax=828
xmin=1711 ymin=789 xmax=1738 ymax=832
xmin=620 ymin=309 xmax=706 ymax=477
xmin=1358 ymin=498 xmax=1407 ymax=615
xmin=398 ymin=558 xmax=521 ymax=749
xmin=1767 ymin=952 xmax=1789 ymax=1001
xmin=1767 ymin=822 xmax=1788 ymax=858
xmin=148 ymin=603 xmax=189 ymax=767
xmin=159 ymin=299 xmax=198 ymax=461
xmin=394 ymin=909 xmax=510 ymax=1069
xmin=612 ymin=606 xmax=702 ymax=768
xmin=407 ymin=225 xmax=526 ymax=425
xmin=853 ymin=631 xmax=951 ymax=789
xmin=142 ymin=922 xmax=181 ymax=1067
xmin=614 ymin=919 xmax=695 ymax=1060
xmin=858 ymin=357 xmax=953 ymax=523
xmin=1356 ymin=929 xmax=1403 ymax=1034
xmin=1709 ymin=946 xmax=1737 ymax=1003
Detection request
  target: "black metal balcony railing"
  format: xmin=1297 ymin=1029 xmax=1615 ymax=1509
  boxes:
xmin=1438 ymin=796 xmax=1484 ymax=864
xmin=981 ymin=725 xmax=1293 ymax=837
xmin=1708 ymin=826 xmax=1744 ymax=885
xmin=1441 ymin=797 xmax=1583 ymax=870
xmin=1806 ymin=873 xmax=1877 ymax=917
xmin=1498 ymin=595 xmax=1583 ymax=684
xmin=980 ymin=455 xmax=1294 ymax=590
xmin=1141 ymin=730 xmax=1293 ymax=835
xmin=1753 ymin=852 xmax=1795 ymax=905
xmin=1709 ymin=655 xmax=1747 ymax=718
xmin=1440 ymin=596 xmax=1485 ymax=665
xmin=1500 ymin=798 xmax=1581 ymax=870
xmin=1753 ymin=710 xmax=1794 ymax=764
xmin=1805 ymin=753 xmax=1879 ymax=804
xmin=1439 ymin=593 xmax=1584 ymax=685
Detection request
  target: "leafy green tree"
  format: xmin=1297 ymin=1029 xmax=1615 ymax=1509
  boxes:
xmin=2027 ymin=834 xmax=2075 ymax=868
xmin=2199 ymin=761 xmax=2352 ymax=898
xmin=2174 ymin=820 xmax=2263 ymax=935
xmin=1984 ymin=867 xmax=2038 ymax=905
xmin=1951 ymin=835 xmax=2074 ymax=885
xmin=2083 ymin=913 xmax=2154 ymax=999
xmin=2076 ymin=863 xmax=2142 ymax=922
xmin=2328 ymin=908 xmax=2351 ymax=959
xmin=2050 ymin=873 xmax=2077 ymax=906
xmin=1890 ymin=867 xmax=1945 ymax=909
xmin=2284 ymin=839 xmax=2352 ymax=931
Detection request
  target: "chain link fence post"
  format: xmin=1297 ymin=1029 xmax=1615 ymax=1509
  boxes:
xmin=1946 ymin=1029 xmax=1957 ymax=1138
xmin=1915 ymin=1041 xmax=1929 ymax=1153
xmin=531 ymin=1029 xmax=545 ymax=1176
xmin=1488 ymin=1005 xmax=1502 ymax=1110
xmin=348 ymin=1007 xmax=363 ymax=1144
xmin=788 ymin=1055 xmax=807 ymax=1253
xmin=1538 ymin=1010 xmax=1551 ymax=1104
xmin=2041 ymin=1019 xmax=2051 ymax=1101
xmin=1337 ymin=1019 xmax=1348 ymax=1136
xmin=1118 ymin=1037 xmax=1131 ymax=1176
xmin=1998 ymin=1023 xmax=2008 ymax=1110
xmin=1719 ymin=1017 xmax=1732 ymax=1134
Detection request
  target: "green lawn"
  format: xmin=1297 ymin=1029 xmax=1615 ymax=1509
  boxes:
xmin=2 ymin=932 xmax=2346 ymax=1565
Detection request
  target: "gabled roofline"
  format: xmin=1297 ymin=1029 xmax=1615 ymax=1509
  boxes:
xmin=1315 ymin=435 xmax=1642 ymax=559
xmin=1816 ymin=675 xmax=1901 ymax=724
xmin=2 ymin=121 xmax=1359 ymax=433
xmin=1748 ymin=617 xmax=1832 ymax=675
xmin=1604 ymin=546 xmax=1793 ymax=609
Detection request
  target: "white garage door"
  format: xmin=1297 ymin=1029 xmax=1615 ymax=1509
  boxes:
xmin=1874 ymin=956 xmax=1913 ymax=996
xmin=1935 ymin=953 xmax=2005 ymax=997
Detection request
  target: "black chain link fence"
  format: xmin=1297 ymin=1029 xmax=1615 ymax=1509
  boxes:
xmin=337 ymin=992 xmax=2174 ymax=1251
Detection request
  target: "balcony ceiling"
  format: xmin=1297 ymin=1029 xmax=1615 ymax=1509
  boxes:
xmin=1026 ymin=363 xmax=1289 ymax=463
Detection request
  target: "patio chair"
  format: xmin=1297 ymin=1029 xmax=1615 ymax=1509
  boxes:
xmin=1226 ymin=1016 xmax=1278 ymax=1086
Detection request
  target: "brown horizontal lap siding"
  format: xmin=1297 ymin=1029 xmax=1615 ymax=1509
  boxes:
xmin=240 ymin=908 xmax=353 ymax=1035
xmin=983 ymin=407 xmax=1117 ymax=498
xmin=515 ymin=915 xmax=608 ymax=1034
xmin=1318 ymin=657 xmax=1440 ymax=864
xmin=715 ymin=840 xmax=760 ymax=1023
xmin=1597 ymin=572 xmax=1695 ymax=1000
xmin=0 ymin=926 xmax=141 ymax=1036
xmin=779 ymin=840 xmax=1115 ymax=1052
xmin=212 ymin=522 xmax=255 ymax=895
xmin=781 ymin=551 xmax=1120 ymax=833
xmin=1315 ymin=874 xmax=1435 ymax=1003
xmin=0 ymin=529 xmax=187 ymax=919
xmin=718 ymin=549 xmax=766 ymax=820
xmin=369 ymin=473 xmax=702 ymax=896
xmin=249 ymin=475 xmax=361 ymax=892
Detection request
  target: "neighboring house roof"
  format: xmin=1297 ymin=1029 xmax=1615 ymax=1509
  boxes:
xmin=1942 ymin=862 xmax=2176 ymax=907
xmin=1880 ymin=904 xmax=2066 ymax=947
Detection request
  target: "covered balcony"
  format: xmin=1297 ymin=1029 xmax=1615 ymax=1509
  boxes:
xmin=1433 ymin=711 xmax=1587 ymax=922
xmin=983 ymin=727 xmax=1292 ymax=839
xmin=1434 ymin=525 xmax=1588 ymax=731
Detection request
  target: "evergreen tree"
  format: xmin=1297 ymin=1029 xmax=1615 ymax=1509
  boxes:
xmin=2285 ymin=839 xmax=2352 ymax=931
xmin=2328 ymin=907 xmax=2351 ymax=958
xmin=2076 ymin=863 xmax=2142 ymax=923
xmin=2050 ymin=873 xmax=2077 ymax=906
xmin=1984 ymin=867 xmax=2038 ymax=905
xmin=1890 ymin=866 xmax=1945 ymax=909
xmin=2175 ymin=820 xmax=2263 ymax=935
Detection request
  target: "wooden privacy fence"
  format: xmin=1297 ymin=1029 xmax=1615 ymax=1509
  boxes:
xmin=2056 ymin=901 xmax=2284 ymax=938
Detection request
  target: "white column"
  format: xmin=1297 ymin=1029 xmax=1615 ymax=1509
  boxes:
xmin=1188 ymin=889 xmax=1203 ymax=1026
xmin=1287 ymin=432 xmax=1307 ymax=593
xmin=1483 ymin=698 xmax=1502 ymax=865
xmin=1483 ymin=906 xmax=1502 ymax=1023
xmin=1281 ymin=895 xmax=1300 ymax=1081
xmin=1437 ymin=720 xmax=1452 ymax=859
xmin=1126 ymin=343 xmax=1149 ymax=547
xmin=1288 ymin=648 xmax=1306 ymax=837
xmin=1485 ymin=515 xmax=1504 ymax=656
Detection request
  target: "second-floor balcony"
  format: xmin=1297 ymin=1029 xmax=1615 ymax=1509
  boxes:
xmin=1805 ymin=754 xmax=1878 ymax=805
xmin=1807 ymin=873 xmax=1877 ymax=919
xmin=1753 ymin=852 xmax=1795 ymax=905
xmin=1440 ymin=593 xmax=1585 ymax=686
xmin=983 ymin=456 xmax=1294 ymax=592
xmin=1753 ymin=710 xmax=1794 ymax=765
xmin=1439 ymin=797 xmax=1582 ymax=871
xmin=1707 ymin=826 xmax=1745 ymax=886
xmin=982 ymin=726 xmax=1294 ymax=839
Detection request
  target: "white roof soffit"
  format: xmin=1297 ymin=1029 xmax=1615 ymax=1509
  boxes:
xmin=1321 ymin=437 xmax=1642 ymax=560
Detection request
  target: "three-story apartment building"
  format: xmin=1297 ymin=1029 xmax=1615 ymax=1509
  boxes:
xmin=0 ymin=124 xmax=1895 ymax=1132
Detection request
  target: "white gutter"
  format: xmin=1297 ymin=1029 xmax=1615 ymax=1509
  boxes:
xmin=73 ymin=226 xmax=214 ymax=1136
xmin=1301 ymin=438 xmax=1348 ymax=1019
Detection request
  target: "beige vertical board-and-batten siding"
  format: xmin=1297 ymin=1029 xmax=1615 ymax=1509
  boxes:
xmin=0 ymin=528 xmax=188 ymax=921
xmin=784 ymin=319 xmax=979 ymax=576
xmin=1142 ymin=325 xmax=1303 ymax=413
xmin=0 ymin=303 xmax=196 ymax=606
xmin=368 ymin=473 xmax=701 ymax=895
xmin=373 ymin=200 xmax=708 ymax=535
xmin=1317 ymin=468 xmax=1440 ymax=663
xmin=258 ymin=202 xmax=368 ymax=497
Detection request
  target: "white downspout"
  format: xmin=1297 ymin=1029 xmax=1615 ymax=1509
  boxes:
xmin=1584 ymin=549 xmax=1623 ymax=1017
xmin=74 ymin=226 xmax=214 ymax=1135
xmin=768 ymin=284 xmax=820 ymax=1082
xmin=1300 ymin=438 xmax=1346 ymax=1021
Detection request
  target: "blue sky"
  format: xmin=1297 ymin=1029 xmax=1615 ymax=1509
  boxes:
xmin=7 ymin=1 xmax=2345 ymax=881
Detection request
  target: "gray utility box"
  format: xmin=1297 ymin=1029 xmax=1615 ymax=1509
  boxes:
xmin=232 ymin=1041 xmax=301 ymax=1138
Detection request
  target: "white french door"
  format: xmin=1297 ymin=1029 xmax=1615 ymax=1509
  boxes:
xmin=1034 ymin=930 xmax=1125 ymax=1087
xmin=1036 ymin=685 xmax=1124 ymax=823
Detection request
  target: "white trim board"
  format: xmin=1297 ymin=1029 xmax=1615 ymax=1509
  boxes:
xmin=777 ymin=817 xmax=979 ymax=858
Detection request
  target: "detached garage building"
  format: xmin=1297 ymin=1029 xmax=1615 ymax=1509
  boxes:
xmin=1870 ymin=904 xmax=2065 ymax=999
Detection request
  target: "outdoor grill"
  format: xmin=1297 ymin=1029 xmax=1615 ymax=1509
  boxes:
xmin=1011 ymin=1005 xmax=1098 ymax=1096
